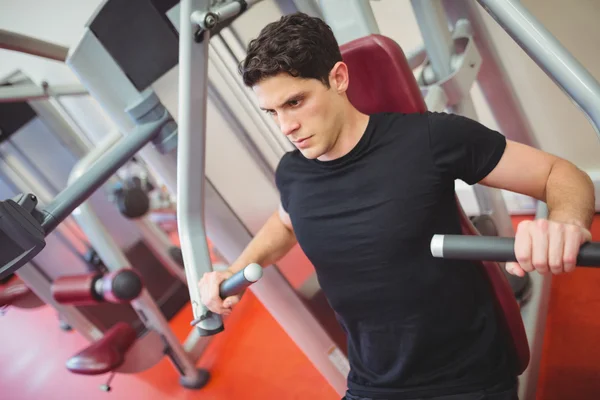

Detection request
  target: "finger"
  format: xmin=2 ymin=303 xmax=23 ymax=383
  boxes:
xmin=515 ymin=221 xmax=533 ymax=273
xmin=548 ymin=222 xmax=565 ymax=274
xmin=563 ymin=225 xmax=582 ymax=273
xmin=506 ymin=262 xmax=525 ymax=277
xmin=531 ymin=219 xmax=549 ymax=274
xmin=223 ymin=295 xmax=241 ymax=309
xmin=202 ymin=273 xmax=224 ymax=313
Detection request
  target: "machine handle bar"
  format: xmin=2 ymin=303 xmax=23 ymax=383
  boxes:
xmin=430 ymin=234 xmax=600 ymax=267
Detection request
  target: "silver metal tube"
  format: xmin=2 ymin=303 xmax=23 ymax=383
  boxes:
xmin=477 ymin=0 xmax=600 ymax=137
xmin=177 ymin=0 xmax=217 ymax=327
xmin=0 ymin=29 xmax=69 ymax=61
xmin=42 ymin=114 xmax=166 ymax=234
xmin=0 ymin=83 xmax=88 ymax=103
xmin=442 ymin=0 xmax=539 ymax=148
xmin=410 ymin=0 xmax=454 ymax=80
xmin=517 ymin=203 xmax=551 ymax=400
xmin=319 ymin=0 xmax=380 ymax=45
xmin=406 ymin=45 xmax=427 ymax=70
xmin=67 ymin=131 xmax=122 ymax=186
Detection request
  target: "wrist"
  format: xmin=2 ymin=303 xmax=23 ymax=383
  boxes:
xmin=548 ymin=211 xmax=590 ymax=230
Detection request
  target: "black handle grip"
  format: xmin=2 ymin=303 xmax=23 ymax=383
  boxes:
xmin=219 ymin=263 xmax=263 ymax=298
xmin=430 ymin=234 xmax=600 ymax=267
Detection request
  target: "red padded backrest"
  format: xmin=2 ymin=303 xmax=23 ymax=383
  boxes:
xmin=341 ymin=35 xmax=427 ymax=115
xmin=340 ymin=34 xmax=530 ymax=375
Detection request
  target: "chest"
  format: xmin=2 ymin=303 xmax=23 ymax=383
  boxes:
xmin=286 ymin=149 xmax=449 ymax=263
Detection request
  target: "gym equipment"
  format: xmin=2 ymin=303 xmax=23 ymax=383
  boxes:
xmin=3 ymin=0 xmax=599 ymax=397
xmin=111 ymin=176 xmax=152 ymax=219
xmin=191 ymin=263 xmax=263 ymax=331
xmin=51 ymin=269 xmax=143 ymax=306
xmin=63 ymin=0 xmax=349 ymax=395
xmin=66 ymin=322 xmax=138 ymax=376
xmin=431 ymin=235 xmax=600 ymax=267
xmin=0 ymin=69 xmax=201 ymax=390
xmin=471 ymin=215 xmax=531 ymax=304
xmin=0 ymin=277 xmax=43 ymax=312
xmin=0 ymin=110 xmax=171 ymax=279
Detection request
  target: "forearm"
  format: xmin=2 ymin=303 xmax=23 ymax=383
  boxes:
xmin=227 ymin=210 xmax=297 ymax=274
xmin=545 ymin=159 xmax=595 ymax=229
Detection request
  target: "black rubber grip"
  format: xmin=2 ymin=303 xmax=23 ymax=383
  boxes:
xmin=434 ymin=235 xmax=600 ymax=267
xmin=219 ymin=264 xmax=262 ymax=298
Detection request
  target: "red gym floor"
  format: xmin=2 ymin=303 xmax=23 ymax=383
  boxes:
xmin=1 ymin=215 xmax=600 ymax=399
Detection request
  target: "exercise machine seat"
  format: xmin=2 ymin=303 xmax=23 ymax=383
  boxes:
xmin=66 ymin=322 xmax=137 ymax=375
xmin=340 ymin=34 xmax=530 ymax=375
xmin=0 ymin=282 xmax=31 ymax=307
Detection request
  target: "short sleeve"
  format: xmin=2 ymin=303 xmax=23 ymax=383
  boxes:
xmin=427 ymin=112 xmax=506 ymax=185
xmin=274 ymin=152 xmax=293 ymax=212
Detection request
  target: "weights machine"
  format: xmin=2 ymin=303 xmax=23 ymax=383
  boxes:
xmin=1 ymin=0 xmax=600 ymax=398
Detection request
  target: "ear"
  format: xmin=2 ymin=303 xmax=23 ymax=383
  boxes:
xmin=329 ymin=61 xmax=349 ymax=93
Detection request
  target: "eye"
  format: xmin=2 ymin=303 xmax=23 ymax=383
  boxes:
xmin=288 ymin=99 xmax=301 ymax=107
xmin=264 ymin=109 xmax=276 ymax=116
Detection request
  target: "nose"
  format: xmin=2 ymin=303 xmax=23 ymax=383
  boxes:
xmin=279 ymin=115 xmax=300 ymax=136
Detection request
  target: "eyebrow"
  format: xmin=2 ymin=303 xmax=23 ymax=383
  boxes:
xmin=260 ymin=91 xmax=306 ymax=111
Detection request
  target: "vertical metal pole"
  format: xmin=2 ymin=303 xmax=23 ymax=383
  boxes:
xmin=318 ymin=0 xmax=380 ymax=45
xmin=517 ymin=201 xmax=552 ymax=400
xmin=411 ymin=0 xmax=514 ymax=238
xmin=177 ymin=0 xmax=220 ymax=331
xmin=410 ymin=0 xmax=454 ymax=81
xmin=442 ymin=0 xmax=539 ymax=148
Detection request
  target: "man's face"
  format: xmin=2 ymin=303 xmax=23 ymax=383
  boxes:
xmin=253 ymin=71 xmax=345 ymax=160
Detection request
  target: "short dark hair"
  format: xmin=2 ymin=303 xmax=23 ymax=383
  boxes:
xmin=239 ymin=12 xmax=342 ymax=88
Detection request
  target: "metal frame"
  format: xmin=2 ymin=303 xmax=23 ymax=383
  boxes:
xmin=67 ymin=141 xmax=209 ymax=384
xmin=476 ymin=0 xmax=600 ymax=137
xmin=0 ymin=82 xmax=88 ymax=103
xmin=442 ymin=0 xmax=539 ymax=149
xmin=60 ymin=1 xmax=347 ymax=394
xmin=0 ymin=28 xmax=68 ymax=61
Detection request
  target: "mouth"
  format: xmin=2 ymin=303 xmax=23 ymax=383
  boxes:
xmin=293 ymin=135 xmax=313 ymax=145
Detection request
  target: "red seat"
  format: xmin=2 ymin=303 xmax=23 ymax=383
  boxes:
xmin=66 ymin=322 xmax=137 ymax=375
xmin=0 ymin=282 xmax=31 ymax=307
xmin=340 ymin=34 xmax=530 ymax=375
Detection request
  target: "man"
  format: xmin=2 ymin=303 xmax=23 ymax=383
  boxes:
xmin=199 ymin=12 xmax=595 ymax=400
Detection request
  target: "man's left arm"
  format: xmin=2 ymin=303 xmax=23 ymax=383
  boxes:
xmin=479 ymin=139 xmax=595 ymax=276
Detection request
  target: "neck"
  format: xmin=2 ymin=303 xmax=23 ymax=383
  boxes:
xmin=319 ymin=103 xmax=370 ymax=161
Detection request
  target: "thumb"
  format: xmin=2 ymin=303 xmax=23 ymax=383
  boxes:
xmin=223 ymin=295 xmax=241 ymax=309
xmin=506 ymin=262 xmax=526 ymax=277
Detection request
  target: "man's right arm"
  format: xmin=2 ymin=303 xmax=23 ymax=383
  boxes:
xmin=199 ymin=203 xmax=297 ymax=315
xmin=227 ymin=203 xmax=297 ymax=275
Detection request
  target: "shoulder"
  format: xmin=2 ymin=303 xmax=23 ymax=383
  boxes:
xmin=371 ymin=111 xmax=427 ymax=130
xmin=275 ymin=150 xmax=304 ymax=188
xmin=426 ymin=111 xmax=502 ymax=136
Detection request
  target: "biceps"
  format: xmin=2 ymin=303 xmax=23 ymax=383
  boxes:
xmin=479 ymin=140 xmax=558 ymax=200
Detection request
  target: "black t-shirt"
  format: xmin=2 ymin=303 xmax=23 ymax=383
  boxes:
xmin=275 ymin=111 xmax=515 ymax=399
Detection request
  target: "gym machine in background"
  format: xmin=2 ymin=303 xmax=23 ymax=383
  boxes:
xmin=0 ymin=75 xmax=208 ymax=391
xmin=63 ymin=0 xmax=350 ymax=394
